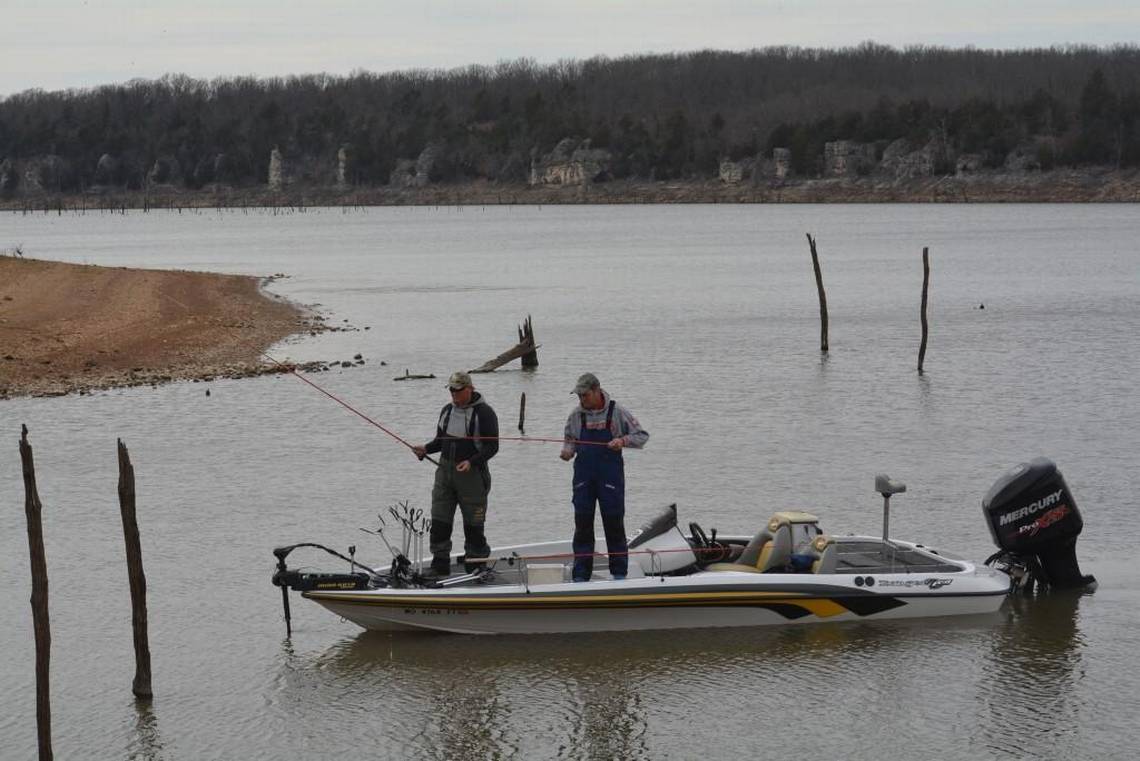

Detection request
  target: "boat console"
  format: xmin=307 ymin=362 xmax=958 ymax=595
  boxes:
xmin=627 ymin=504 xmax=698 ymax=574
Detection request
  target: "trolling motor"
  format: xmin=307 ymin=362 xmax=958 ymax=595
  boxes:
xmin=983 ymin=457 xmax=1096 ymax=594
xmin=270 ymin=503 xmax=437 ymax=635
xmin=272 ymin=543 xmax=375 ymax=636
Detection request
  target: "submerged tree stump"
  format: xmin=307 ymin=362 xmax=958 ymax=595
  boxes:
xmin=20 ymin=425 xmax=53 ymax=761
xmin=806 ymin=233 xmax=829 ymax=353
xmin=519 ymin=315 xmax=538 ymax=369
xmin=470 ymin=316 xmax=540 ymax=374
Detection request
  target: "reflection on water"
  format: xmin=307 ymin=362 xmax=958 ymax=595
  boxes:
xmin=128 ymin=699 xmax=166 ymax=761
xmin=283 ymin=618 xmax=1020 ymax=759
xmin=978 ymin=592 xmax=1090 ymax=758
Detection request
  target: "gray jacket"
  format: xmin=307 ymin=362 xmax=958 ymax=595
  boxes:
xmin=561 ymin=390 xmax=648 ymax=457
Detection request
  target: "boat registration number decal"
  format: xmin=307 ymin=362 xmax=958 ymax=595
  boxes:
xmin=403 ymin=608 xmax=469 ymax=616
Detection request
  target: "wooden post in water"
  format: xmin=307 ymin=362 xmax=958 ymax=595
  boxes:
xmin=117 ymin=439 xmax=153 ymax=699
xmin=918 ymin=247 xmax=931 ymax=375
xmin=20 ymin=424 xmax=53 ymax=761
xmin=518 ymin=392 xmax=526 ymax=434
xmin=806 ymin=233 xmax=829 ymax=353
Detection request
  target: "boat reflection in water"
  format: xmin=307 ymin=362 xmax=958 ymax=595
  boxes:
xmin=284 ymin=616 xmax=1006 ymax=758
xmin=976 ymin=591 xmax=1093 ymax=757
xmin=263 ymin=585 xmax=1101 ymax=759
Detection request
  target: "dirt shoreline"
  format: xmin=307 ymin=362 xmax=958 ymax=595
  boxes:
xmin=3 ymin=168 xmax=1139 ymax=211
xmin=0 ymin=256 xmax=329 ymax=399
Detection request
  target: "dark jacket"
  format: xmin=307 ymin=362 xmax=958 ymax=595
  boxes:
xmin=424 ymin=392 xmax=499 ymax=466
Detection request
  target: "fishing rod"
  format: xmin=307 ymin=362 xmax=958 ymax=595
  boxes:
xmin=263 ymin=351 xmax=621 ymax=453
xmin=450 ymin=434 xmax=628 ymax=448
xmin=260 ymin=350 xmax=441 ymax=466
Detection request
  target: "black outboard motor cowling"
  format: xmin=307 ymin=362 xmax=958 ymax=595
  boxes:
xmin=983 ymin=457 xmax=1094 ymax=591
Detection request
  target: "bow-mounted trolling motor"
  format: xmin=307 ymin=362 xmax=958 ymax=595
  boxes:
xmin=270 ymin=502 xmax=439 ymax=635
xmin=983 ymin=457 xmax=1096 ymax=593
xmin=272 ymin=543 xmax=378 ymax=636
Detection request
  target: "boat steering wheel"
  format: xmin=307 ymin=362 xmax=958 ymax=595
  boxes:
xmin=689 ymin=522 xmax=711 ymax=549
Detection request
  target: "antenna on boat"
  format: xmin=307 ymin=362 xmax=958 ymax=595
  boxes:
xmin=875 ymin=474 xmax=907 ymax=551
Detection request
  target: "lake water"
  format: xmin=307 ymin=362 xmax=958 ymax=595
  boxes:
xmin=2 ymin=204 xmax=1139 ymax=759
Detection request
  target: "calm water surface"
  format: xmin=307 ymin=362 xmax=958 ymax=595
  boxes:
xmin=2 ymin=204 xmax=1138 ymax=759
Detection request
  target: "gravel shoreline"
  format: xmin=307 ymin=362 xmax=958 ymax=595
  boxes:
xmin=0 ymin=256 xmax=332 ymax=399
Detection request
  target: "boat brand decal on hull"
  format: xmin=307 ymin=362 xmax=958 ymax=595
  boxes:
xmin=877 ymin=578 xmax=953 ymax=590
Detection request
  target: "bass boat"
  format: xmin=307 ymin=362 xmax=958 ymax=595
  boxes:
xmin=271 ymin=458 xmax=1094 ymax=635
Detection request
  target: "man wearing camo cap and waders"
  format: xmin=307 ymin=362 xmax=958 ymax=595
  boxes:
xmin=560 ymin=373 xmax=649 ymax=582
xmin=413 ymin=371 xmax=499 ymax=577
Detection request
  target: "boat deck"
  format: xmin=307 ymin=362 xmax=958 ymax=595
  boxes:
xmin=832 ymin=539 xmax=964 ymax=574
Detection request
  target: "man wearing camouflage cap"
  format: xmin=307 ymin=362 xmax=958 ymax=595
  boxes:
xmin=413 ymin=371 xmax=499 ymax=577
xmin=560 ymin=372 xmax=649 ymax=582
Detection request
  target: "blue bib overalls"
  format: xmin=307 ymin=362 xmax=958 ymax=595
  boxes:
xmin=571 ymin=401 xmax=628 ymax=581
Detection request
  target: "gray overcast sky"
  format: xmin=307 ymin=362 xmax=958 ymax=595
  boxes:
xmin=2 ymin=0 xmax=1137 ymax=97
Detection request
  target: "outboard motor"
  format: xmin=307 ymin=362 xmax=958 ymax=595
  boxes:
xmin=983 ymin=457 xmax=1095 ymax=593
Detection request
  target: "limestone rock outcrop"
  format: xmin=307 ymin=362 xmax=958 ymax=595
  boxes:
xmin=268 ymin=147 xmax=285 ymax=190
xmin=529 ymin=138 xmax=611 ymax=186
xmin=1004 ymin=145 xmax=1042 ymax=172
xmin=956 ymin=154 xmax=983 ymax=175
xmin=0 ymin=159 xmax=18 ymax=197
xmin=389 ymin=144 xmax=440 ymax=188
xmin=773 ymin=148 xmax=792 ymax=179
xmin=718 ymin=157 xmax=757 ymax=184
xmin=22 ymin=155 xmax=70 ymax=192
xmin=824 ymin=141 xmax=875 ymax=177
xmin=94 ymin=153 xmax=119 ymax=186
xmin=336 ymin=145 xmax=352 ymax=188
xmin=148 ymin=156 xmax=183 ymax=186
xmin=879 ymin=138 xmax=950 ymax=179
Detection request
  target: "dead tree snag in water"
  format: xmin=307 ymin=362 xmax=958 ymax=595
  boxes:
xmin=20 ymin=424 xmax=53 ymax=761
xmin=118 ymin=439 xmax=153 ymax=699
xmin=918 ymin=247 xmax=930 ymax=375
xmin=806 ymin=234 xmax=829 ymax=353
xmin=470 ymin=316 xmax=540 ymax=373
xmin=518 ymin=315 xmax=538 ymax=369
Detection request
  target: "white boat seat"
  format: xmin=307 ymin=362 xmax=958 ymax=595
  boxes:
xmin=810 ymin=535 xmax=838 ymax=574
xmin=706 ymin=520 xmax=792 ymax=573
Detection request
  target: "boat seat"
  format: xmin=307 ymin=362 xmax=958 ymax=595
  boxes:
xmin=706 ymin=519 xmax=792 ymax=573
xmin=810 ymin=535 xmax=838 ymax=574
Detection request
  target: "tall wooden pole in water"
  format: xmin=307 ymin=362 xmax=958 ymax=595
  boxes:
xmin=117 ymin=439 xmax=153 ymax=699
xmin=918 ymin=247 xmax=930 ymax=375
xmin=806 ymin=233 xmax=829 ymax=353
xmin=20 ymin=425 xmax=53 ymax=761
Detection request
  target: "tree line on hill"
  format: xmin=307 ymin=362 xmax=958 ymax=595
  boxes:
xmin=1 ymin=43 xmax=1139 ymax=195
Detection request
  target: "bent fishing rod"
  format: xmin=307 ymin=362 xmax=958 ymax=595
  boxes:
xmin=261 ymin=352 xmax=618 ymax=466
xmin=261 ymin=350 xmax=441 ymax=466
